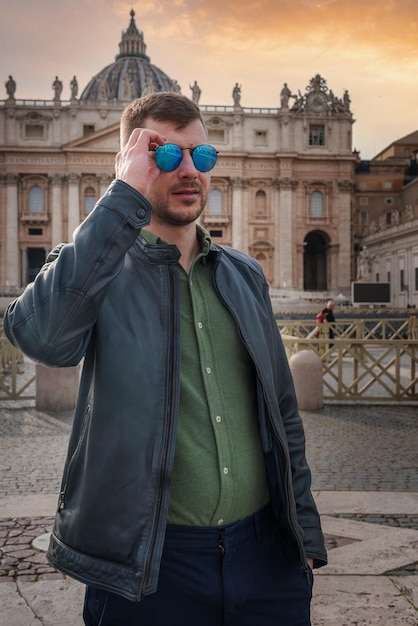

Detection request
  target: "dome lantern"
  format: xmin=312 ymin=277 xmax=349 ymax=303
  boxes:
xmin=116 ymin=9 xmax=149 ymax=60
xmin=80 ymin=10 xmax=178 ymax=102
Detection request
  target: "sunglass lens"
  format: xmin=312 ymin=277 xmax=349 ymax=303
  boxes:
xmin=154 ymin=144 xmax=183 ymax=171
xmin=192 ymin=145 xmax=218 ymax=172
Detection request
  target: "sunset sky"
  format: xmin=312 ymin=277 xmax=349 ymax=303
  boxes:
xmin=1 ymin=0 xmax=418 ymax=159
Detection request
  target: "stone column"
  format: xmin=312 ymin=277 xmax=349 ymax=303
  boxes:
xmin=272 ymin=180 xmax=281 ymax=288
xmin=231 ymin=177 xmax=249 ymax=252
xmin=20 ymin=249 xmax=27 ymax=286
xmin=50 ymin=174 xmax=64 ymax=247
xmin=67 ymin=173 xmax=80 ymax=241
xmin=337 ymin=180 xmax=354 ymax=292
xmin=98 ymin=174 xmax=113 ymax=197
xmin=5 ymin=174 xmax=20 ymax=287
xmin=327 ymin=243 xmax=340 ymax=292
xmin=277 ymin=177 xmax=297 ymax=288
xmin=280 ymin=115 xmax=290 ymax=152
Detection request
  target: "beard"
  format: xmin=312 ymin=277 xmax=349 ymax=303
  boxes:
xmin=148 ymin=183 xmax=208 ymax=227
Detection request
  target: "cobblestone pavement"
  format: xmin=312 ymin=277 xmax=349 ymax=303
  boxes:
xmin=301 ymin=404 xmax=418 ymax=491
xmin=0 ymin=403 xmax=417 ymax=585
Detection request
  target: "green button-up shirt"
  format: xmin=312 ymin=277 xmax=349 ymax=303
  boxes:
xmin=141 ymin=226 xmax=270 ymax=526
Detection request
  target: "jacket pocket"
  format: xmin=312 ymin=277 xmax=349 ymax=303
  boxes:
xmin=58 ymin=404 xmax=91 ymax=511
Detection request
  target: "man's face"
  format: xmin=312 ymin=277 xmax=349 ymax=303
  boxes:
xmin=142 ymin=118 xmax=211 ymax=228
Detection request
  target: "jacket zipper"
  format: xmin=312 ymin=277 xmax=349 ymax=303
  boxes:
xmin=139 ymin=268 xmax=180 ymax=598
xmin=212 ymin=259 xmax=311 ymax=584
xmin=58 ymin=404 xmax=91 ymax=511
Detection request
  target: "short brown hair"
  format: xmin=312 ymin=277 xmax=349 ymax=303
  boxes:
xmin=120 ymin=92 xmax=205 ymax=147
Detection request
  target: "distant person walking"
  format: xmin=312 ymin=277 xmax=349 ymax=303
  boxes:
xmin=326 ymin=300 xmax=336 ymax=341
xmin=315 ymin=307 xmax=330 ymax=337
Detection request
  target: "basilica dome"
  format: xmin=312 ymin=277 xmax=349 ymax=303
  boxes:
xmin=80 ymin=9 xmax=179 ymax=102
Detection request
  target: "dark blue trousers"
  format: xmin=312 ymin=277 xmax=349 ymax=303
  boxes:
xmin=83 ymin=505 xmax=313 ymax=626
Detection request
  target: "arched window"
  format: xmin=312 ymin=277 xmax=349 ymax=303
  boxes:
xmin=208 ymin=189 xmax=222 ymax=215
xmin=84 ymin=187 xmax=96 ymax=214
xmin=255 ymin=190 xmax=267 ymax=218
xmin=28 ymin=186 xmax=44 ymax=213
xmin=310 ymin=191 xmax=323 ymax=218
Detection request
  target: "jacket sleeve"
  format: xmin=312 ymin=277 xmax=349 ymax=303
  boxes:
xmin=3 ymin=179 xmax=152 ymax=367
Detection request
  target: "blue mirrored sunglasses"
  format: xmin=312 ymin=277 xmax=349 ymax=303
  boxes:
xmin=154 ymin=143 xmax=218 ymax=173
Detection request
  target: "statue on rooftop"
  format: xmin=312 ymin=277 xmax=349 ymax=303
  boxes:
xmin=52 ymin=76 xmax=63 ymax=101
xmin=190 ymin=80 xmax=201 ymax=104
xmin=280 ymin=83 xmax=291 ymax=108
xmin=5 ymin=75 xmax=16 ymax=100
xmin=232 ymin=83 xmax=241 ymax=107
xmin=343 ymin=89 xmax=351 ymax=112
xmin=70 ymin=76 xmax=78 ymax=100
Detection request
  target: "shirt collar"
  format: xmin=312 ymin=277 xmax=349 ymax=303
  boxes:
xmin=140 ymin=224 xmax=212 ymax=257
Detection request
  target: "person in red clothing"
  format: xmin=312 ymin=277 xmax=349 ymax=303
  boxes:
xmin=315 ymin=307 xmax=330 ymax=336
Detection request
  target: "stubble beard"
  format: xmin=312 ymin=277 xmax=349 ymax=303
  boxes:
xmin=149 ymin=190 xmax=208 ymax=227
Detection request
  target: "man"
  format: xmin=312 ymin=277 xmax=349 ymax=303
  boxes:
xmin=327 ymin=299 xmax=336 ymax=342
xmin=4 ymin=92 xmax=326 ymax=625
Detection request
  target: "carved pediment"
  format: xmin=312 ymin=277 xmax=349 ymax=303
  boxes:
xmin=62 ymin=123 xmax=120 ymax=151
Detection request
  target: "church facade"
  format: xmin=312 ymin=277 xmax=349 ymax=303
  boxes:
xmin=353 ymin=132 xmax=418 ymax=308
xmin=0 ymin=10 xmax=358 ymax=298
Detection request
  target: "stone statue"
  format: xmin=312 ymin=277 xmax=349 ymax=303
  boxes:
xmin=379 ymin=214 xmax=386 ymax=230
xmin=190 ymin=80 xmax=201 ymax=104
xmin=5 ymin=75 xmax=16 ymax=99
xmin=343 ymin=89 xmax=351 ymax=112
xmin=280 ymin=83 xmax=291 ymax=108
xmin=232 ymin=83 xmax=241 ymax=107
xmin=52 ymin=76 xmax=63 ymax=101
xmin=171 ymin=80 xmax=181 ymax=93
xmin=70 ymin=76 xmax=78 ymax=100
xmin=356 ymin=248 xmax=375 ymax=281
xmin=405 ymin=204 xmax=414 ymax=221
xmin=291 ymin=90 xmax=304 ymax=112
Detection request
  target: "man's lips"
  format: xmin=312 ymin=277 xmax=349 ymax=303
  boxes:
xmin=171 ymin=187 xmax=200 ymax=196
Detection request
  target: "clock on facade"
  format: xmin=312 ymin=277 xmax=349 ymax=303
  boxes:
xmin=307 ymin=91 xmax=327 ymax=112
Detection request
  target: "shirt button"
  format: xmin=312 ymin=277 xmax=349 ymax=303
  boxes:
xmin=217 ymin=519 xmax=224 ymax=526
xmin=198 ymin=322 xmax=203 ymax=329
xmin=206 ymin=367 xmax=212 ymax=374
xmin=223 ymin=467 xmax=229 ymax=475
xmin=216 ymin=415 xmax=222 ymax=423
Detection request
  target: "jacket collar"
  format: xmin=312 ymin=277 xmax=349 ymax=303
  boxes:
xmin=134 ymin=224 xmax=217 ymax=264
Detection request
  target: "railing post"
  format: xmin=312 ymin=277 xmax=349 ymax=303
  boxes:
xmin=36 ymin=363 xmax=80 ymax=412
xmin=289 ymin=349 xmax=323 ymax=410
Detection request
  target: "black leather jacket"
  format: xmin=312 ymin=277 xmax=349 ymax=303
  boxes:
xmin=4 ymin=179 xmax=327 ymax=602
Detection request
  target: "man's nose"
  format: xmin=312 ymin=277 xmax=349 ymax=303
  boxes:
xmin=177 ymin=150 xmax=198 ymax=177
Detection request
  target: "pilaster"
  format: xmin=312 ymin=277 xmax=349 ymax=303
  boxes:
xmin=50 ymin=174 xmax=65 ymax=246
xmin=67 ymin=174 xmax=80 ymax=240
xmin=5 ymin=174 xmax=20 ymax=287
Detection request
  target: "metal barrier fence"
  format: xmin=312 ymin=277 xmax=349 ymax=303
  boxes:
xmin=0 ymin=318 xmax=417 ymax=404
xmin=278 ymin=318 xmax=418 ymax=403
xmin=0 ymin=335 xmax=35 ymax=402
